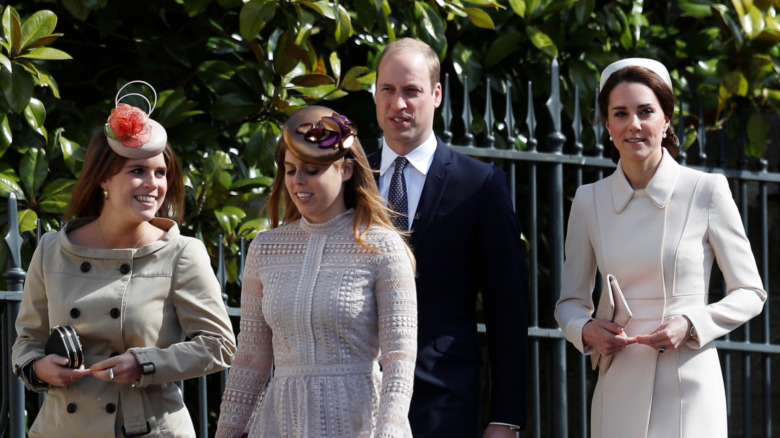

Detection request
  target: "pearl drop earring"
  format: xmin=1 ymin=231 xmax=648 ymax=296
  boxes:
xmin=103 ymin=189 xmax=109 ymax=200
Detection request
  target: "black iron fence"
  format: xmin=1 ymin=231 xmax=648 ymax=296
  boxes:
xmin=3 ymin=61 xmax=779 ymax=437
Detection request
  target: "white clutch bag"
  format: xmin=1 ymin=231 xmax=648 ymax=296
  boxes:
xmin=590 ymin=274 xmax=632 ymax=375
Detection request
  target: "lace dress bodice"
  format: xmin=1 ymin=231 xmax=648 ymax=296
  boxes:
xmin=217 ymin=211 xmax=417 ymax=437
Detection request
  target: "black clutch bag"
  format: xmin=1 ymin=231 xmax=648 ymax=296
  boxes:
xmin=45 ymin=325 xmax=84 ymax=369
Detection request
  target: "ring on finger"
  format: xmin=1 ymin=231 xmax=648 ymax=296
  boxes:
xmin=109 ymin=368 xmax=115 ymax=380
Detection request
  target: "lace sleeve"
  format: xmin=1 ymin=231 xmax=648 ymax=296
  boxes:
xmin=216 ymin=240 xmax=274 ymax=438
xmin=373 ymin=232 xmax=417 ymax=438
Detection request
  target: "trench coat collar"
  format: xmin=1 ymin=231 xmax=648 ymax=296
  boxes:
xmin=59 ymin=217 xmax=180 ymax=258
xmin=611 ymin=150 xmax=679 ymax=213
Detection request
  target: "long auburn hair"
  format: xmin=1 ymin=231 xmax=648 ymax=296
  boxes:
xmin=267 ymin=136 xmax=411 ymax=260
xmin=598 ymin=65 xmax=681 ymax=164
xmin=63 ymin=130 xmax=185 ymax=223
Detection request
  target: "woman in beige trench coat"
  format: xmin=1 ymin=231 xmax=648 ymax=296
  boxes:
xmin=555 ymin=59 xmax=766 ymax=438
xmin=12 ymin=82 xmax=236 ymax=438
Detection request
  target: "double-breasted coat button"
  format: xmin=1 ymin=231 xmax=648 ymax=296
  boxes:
xmin=110 ymin=308 xmax=121 ymax=319
xmin=70 ymin=308 xmax=81 ymax=318
xmin=80 ymin=262 xmax=91 ymax=272
xmin=119 ymin=264 xmax=131 ymax=274
xmin=66 ymin=403 xmax=77 ymax=413
xmin=105 ymin=403 xmax=117 ymax=414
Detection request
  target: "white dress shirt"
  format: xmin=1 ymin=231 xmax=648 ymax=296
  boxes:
xmin=378 ymin=133 xmax=437 ymax=230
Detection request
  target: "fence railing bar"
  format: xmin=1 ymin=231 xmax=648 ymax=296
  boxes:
xmin=573 ymin=86 xmax=583 ymax=158
xmin=484 ymin=77 xmax=495 ymax=149
xmin=462 ymin=75 xmax=474 ymax=147
xmin=526 ymin=81 xmax=537 ymax=152
xmin=442 ymin=73 xmax=453 ymax=145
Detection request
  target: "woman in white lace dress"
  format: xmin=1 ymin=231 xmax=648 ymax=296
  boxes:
xmin=216 ymin=106 xmax=417 ymax=438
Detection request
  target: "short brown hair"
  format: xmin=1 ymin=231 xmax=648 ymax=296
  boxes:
xmin=598 ymin=65 xmax=680 ymax=163
xmin=64 ymin=130 xmax=185 ymax=223
xmin=376 ymin=38 xmax=441 ymax=89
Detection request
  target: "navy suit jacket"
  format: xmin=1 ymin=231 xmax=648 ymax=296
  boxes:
xmin=369 ymin=138 xmax=528 ymax=437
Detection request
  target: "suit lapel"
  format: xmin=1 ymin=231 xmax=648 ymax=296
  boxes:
xmin=410 ymin=140 xmax=451 ymax=250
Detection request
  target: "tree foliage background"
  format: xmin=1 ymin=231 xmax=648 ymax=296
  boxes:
xmin=1 ymin=0 xmax=779 ymax=434
xmin=1 ymin=0 xmax=779 ymax=297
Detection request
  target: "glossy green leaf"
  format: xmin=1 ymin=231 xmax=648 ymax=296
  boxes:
xmin=678 ymin=0 xmax=714 ymax=18
xmin=0 ymin=172 xmax=24 ymax=198
xmin=20 ymin=147 xmax=48 ymax=195
xmin=3 ymin=6 xmax=22 ymax=56
xmin=0 ymin=114 xmax=11 ymax=155
xmin=683 ymin=125 xmax=697 ymax=150
xmin=24 ymin=97 xmax=45 ymax=128
xmin=239 ymin=0 xmax=276 ymax=41
xmin=758 ymin=15 xmax=780 ymax=41
xmin=238 ymin=217 xmax=268 ymax=238
xmin=212 ymin=93 xmax=262 ymax=122
xmin=183 ymin=0 xmax=212 ymax=17
xmin=0 ymin=52 xmax=11 ymax=71
xmin=19 ymin=47 xmax=72 ymax=60
xmin=325 ymin=90 xmax=349 ymax=100
xmin=60 ymin=0 xmax=91 ymax=21
xmin=746 ymin=112 xmax=769 ymax=157
xmin=18 ymin=208 xmax=38 ymax=233
xmin=17 ymin=59 xmax=41 ymax=82
xmin=299 ymin=1 xmax=335 ymax=19
xmin=41 ymin=178 xmax=76 ymax=199
xmin=329 ymin=51 xmax=341 ymax=79
xmin=19 ymin=10 xmax=56 ymax=51
xmin=156 ymin=89 xmax=204 ymax=127
xmin=742 ymin=4 xmax=765 ymax=39
xmin=415 ymin=1 xmax=436 ymax=40
xmin=57 ymin=130 xmax=81 ymax=176
xmin=340 ymin=66 xmax=369 ymax=92
xmin=465 ymin=0 xmax=503 ymax=6
xmin=485 ymin=32 xmax=523 ymax=68
xmin=723 ymin=70 xmax=749 ymax=96
xmin=273 ymin=31 xmax=307 ymax=77
xmin=36 ymin=70 xmax=60 ymax=98
xmin=731 ymin=0 xmax=745 ymax=16
xmin=463 ymin=7 xmax=494 ymax=29
xmin=215 ymin=206 xmax=247 ymax=234
xmin=230 ymin=176 xmax=274 ymax=190
xmin=508 ymin=0 xmax=526 ymax=17
xmin=526 ymin=26 xmax=558 ymax=58
xmin=38 ymin=195 xmax=70 ymax=215
xmin=290 ymin=74 xmax=334 ymax=87
xmin=2 ymin=63 xmax=34 ymax=113
xmin=25 ymin=34 xmax=62 ymax=51
xmin=334 ymin=4 xmax=353 ymax=44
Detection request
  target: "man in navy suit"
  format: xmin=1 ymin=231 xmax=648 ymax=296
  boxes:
xmin=369 ymin=38 xmax=529 ymax=438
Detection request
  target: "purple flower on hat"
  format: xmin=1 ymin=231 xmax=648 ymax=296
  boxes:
xmin=296 ymin=113 xmax=357 ymax=150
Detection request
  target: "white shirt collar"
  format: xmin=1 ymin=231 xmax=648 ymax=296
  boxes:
xmin=379 ymin=133 xmax=437 ymax=176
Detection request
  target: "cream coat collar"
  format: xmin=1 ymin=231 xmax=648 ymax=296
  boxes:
xmin=610 ymin=150 xmax=680 ymax=213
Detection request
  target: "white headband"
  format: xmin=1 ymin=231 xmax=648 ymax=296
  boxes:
xmin=599 ymin=58 xmax=673 ymax=93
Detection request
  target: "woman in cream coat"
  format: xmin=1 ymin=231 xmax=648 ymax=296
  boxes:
xmin=555 ymin=59 xmax=766 ymax=438
xmin=12 ymin=83 xmax=236 ymax=437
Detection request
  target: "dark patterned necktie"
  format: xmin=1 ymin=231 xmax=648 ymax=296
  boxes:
xmin=388 ymin=156 xmax=409 ymax=230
